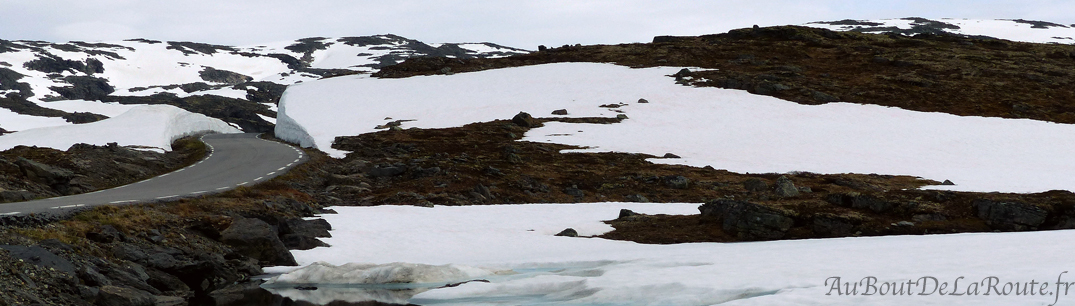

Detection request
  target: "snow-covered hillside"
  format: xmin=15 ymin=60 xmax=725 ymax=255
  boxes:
xmin=0 ymin=35 xmax=527 ymax=134
xmin=805 ymin=17 xmax=1075 ymax=44
xmin=276 ymin=62 xmax=1075 ymax=193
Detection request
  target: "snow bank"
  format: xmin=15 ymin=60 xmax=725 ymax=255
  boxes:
xmin=805 ymin=18 xmax=1075 ymax=44
xmin=265 ymin=261 xmax=501 ymax=287
xmin=0 ymin=104 xmax=241 ymax=151
xmin=276 ymin=62 xmax=1075 ymax=193
xmin=270 ymin=204 xmax=1075 ymax=305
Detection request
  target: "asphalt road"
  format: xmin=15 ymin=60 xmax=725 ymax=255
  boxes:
xmin=0 ymin=133 xmax=306 ymax=216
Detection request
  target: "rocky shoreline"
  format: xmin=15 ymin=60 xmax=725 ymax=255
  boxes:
xmin=0 ymin=185 xmax=341 ymax=305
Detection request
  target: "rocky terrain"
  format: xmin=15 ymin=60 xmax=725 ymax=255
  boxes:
xmin=0 ymin=138 xmax=206 ymax=203
xmin=0 ymin=35 xmax=527 ymax=133
xmin=375 ymin=24 xmax=1075 ymax=124
xmin=1 ymin=19 xmax=1074 ymax=305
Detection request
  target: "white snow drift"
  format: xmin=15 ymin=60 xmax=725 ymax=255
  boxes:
xmin=805 ymin=18 xmax=1075 ymax=44
xmin=267 ymin=204 xmax=1075 ymax=306
xmin=276 ymin=62 xmax=1075 ymax=193
xmin=0 ymin=104 xmax=240 ymax=151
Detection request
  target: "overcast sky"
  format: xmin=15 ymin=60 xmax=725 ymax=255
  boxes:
xmin=2 ymin=0 xmax=1073 ymax=48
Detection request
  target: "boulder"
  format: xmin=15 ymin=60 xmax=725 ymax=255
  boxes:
xmin=742 ymin=178 xmax=768 ymax=192
xmin=0 ymin=189 xmax=35 ymax=202
xmin=281 ymin=235 xmax=329 ymax=250
xmin=973 ymin=199 xmax=1048 ymax=231
xmin=699 ymin=199 xmax=794 ymax=240
xmin=551 ymin=109 xmax=568 ymax=115
xmin=145 ymin=268 xmax=190 ymax=293
xmin=618 ymin=209 xmax=640 ymax=219
xmin=773 ymin=175 xmax=799 ymax=197
xmin=87 ymin=225 xmax=124 ymax=243
xmin=511 ymin=112 xmax=537 ymax=128
xmin=282 ymin=218 xmax=332 ymax=238
xmin=220 ymin=218 xmax=297 ymax=266
xmin=16 ymin=157 xmax=72 ymax=186
xmin=97 ymin=286 xmax=155 ymax=306
xmin=555 ymin=228 xmax=579 ymax=237
xmin=0 ymin=245 xmax=75 ymax=272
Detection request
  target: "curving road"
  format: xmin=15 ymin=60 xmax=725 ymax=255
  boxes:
xmin=0 ymin=133 xmax=306 ymax=216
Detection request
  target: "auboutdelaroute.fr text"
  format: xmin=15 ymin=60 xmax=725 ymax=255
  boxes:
xmin=825 ymin=272 xmax=1075 ymax=305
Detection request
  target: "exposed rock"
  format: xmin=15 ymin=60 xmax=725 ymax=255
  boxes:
xmin=473 ymin=184 xmax=494 ymax=200
xmin=551 ymin=109 xmax=568 ymax=115
xmin=153 ymin=295 xmax=187 ymax=306
xmin=280 ymin=235 xmax=329 ymax=250
xmin=220 ymin=218 xmax=297 ymax=266
xmin=79 ymin=265 xmax=111 ymax=287
xmin=973 ymin=199 xmax=1048 ymax=231
xmin=102 ymin=262 xmax=160 ymax=295
xmin=0 ymin=245 xmax=75 ymax=273
xmin=282 ymin=218 xmax=332 ymax=238
xmin=618 ymin=209 xmax=639 ymax=219
xmin=555 ymin=228 xmax=579 ymax=237
xmin=50 ymin=76 xmax=115 ymax=100
xmin=773 ymin=175 xmax=799 ymax=197
xmin=699 ymin=199 xmax=794 ymax=240
xmin=616 ymin=114 xmax=629 ymax=120
xmin=0 ymin=189 xmax=35 ymax=202
xmin=86 ymin=225 xmax=124 ymax=243
xmin=511 ymin=111 xmax=537 ymax=128
xmin=623 ymin=194 xmax=649 ymax=203
xmin=742 ymin=178 xmax=768 ymax=192
xmin=97 ymin=286 xmax=155 ymax=306
xmin=562 ymin=185 xmax=584 ymax=198
xmin=662 ymin=153 xmax=681 ymax=158
xmin=198 ymin=67 xmax=252 ymax=85
xmin=827 ymin=193 xmax=894 ymax=213
xmin=367 ymin=164 xmax=405 ymax=177
xmin=912 ymin=214 xmax=947 ymax=222
xmin=662 ymin=175 xmax=690 ymax=189
xmin=941 ymin=180 xmax=955 ymax=185
xmin=16 ymin=157 xmax=73 ymax=187
xmin=144 ymin=268 xmax=190 ymax=293
xmin=62 ymin=111 xmax=108 ymax=124
xmin=812 ymin=214 xmax=856 ymax=237
xmin=637 ymin=98 xmax=649 ymax=103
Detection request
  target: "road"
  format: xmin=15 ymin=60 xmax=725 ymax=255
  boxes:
xmin=0 ymin=133 xmax=306 ymax=216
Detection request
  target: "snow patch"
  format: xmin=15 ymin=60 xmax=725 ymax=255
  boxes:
xmin=0 ymin=104 xmax=241 ymax=151
xmin=275 ymin=62 xmax=1075 ymax=193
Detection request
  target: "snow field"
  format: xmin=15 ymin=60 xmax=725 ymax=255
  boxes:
xmin=0 ymin=104 xmax=241 ymax=151
xmin=276 ymin=62 xmax=1075 ymax=193
xmin=806 ymin=18 xmax=1075 ymax=44
xmin=267 ymin=204 xmax=1075 ymax=305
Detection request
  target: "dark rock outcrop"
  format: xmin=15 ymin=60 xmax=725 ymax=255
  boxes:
xmin=96 ymin=285 xmax=155 ymax=306
xmin=699 ymin=199 xmax=794 ymax=240
xmin=220 ymin=218 xmax=297 ymax=266
xmin=511 ymin=112 xmax=537 ymax=128
xmin=555 ymin=228 xmax=579 ymax=237
xmin=199 ymin=67 xmax=252 ymax=85
xmin=973 ymin=199 xmax=1048 ymax=231
xmin=50 ymin=76 xmax=115 ymax=100
xmin=773 ymin=175 xmax=799 ymax=197
xmin=0 ymin=245 xmax=76 ymax=273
